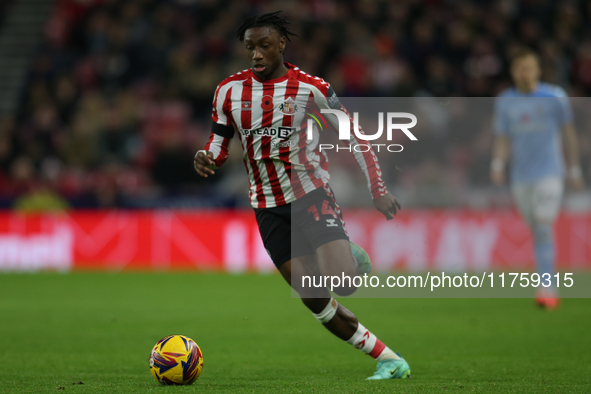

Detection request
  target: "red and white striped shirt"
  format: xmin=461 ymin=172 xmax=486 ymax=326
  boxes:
xmin=205 ymin=63 xmax=387 ymax=208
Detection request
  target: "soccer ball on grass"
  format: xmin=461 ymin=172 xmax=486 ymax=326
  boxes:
xmin=149 ymin=335 xmax=203 ymax=385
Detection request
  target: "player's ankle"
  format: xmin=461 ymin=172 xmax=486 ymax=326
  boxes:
xmin=376 ymin=347 xmax=401 ymax=362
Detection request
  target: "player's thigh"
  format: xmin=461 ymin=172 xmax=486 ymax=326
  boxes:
xmin=255 ymin=206 xmax=314 ymax=269
xmin=532 ymin=177 xmax=563 ymax=224
xmin=315 ymin=239 xmax=357 ymax=278
xmin=292 ymin=188 xmax=353 ymax=275
xmin=512 ymin=182 xmax=535 ymax=226
xmin=278 ymin=257 xmax=330 ymax=299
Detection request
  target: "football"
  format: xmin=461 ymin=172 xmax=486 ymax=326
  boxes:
xmin=149 ymin=335 xmax=204 ymax=385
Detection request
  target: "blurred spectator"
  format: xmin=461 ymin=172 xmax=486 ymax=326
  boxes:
xmin=14 ymin=184 xmax=69 ymax=212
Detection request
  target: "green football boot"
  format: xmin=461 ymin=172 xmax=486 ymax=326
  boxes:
xmin=350 ymin=241 xmax=372 ymax=275
xmin=366 ymin=355 xmax=411 ymax=380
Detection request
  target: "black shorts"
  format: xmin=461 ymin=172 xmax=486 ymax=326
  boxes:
xmin=254 ymin=186 xmax=349 ymax=268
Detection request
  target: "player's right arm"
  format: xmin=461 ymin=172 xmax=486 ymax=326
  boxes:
xmin=194 ymin=83 xmax=235 ymax=178
xmin=491 ymin=96 xmax=511 ymax=185
xmin=491 ymin=135 xmax=510 ymax=185
xmin=194 ymin=124 xmax=233 ymax=177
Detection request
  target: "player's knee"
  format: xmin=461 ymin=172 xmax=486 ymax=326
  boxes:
xmin=302 ymin=297 xmax=330 ymax=314
xmin=332 ymin=284 xmax=357 ymax=297
xmin=320 ymin=267 xmax=359 ymax=297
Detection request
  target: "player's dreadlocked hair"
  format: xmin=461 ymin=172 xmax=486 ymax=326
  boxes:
xmin=237 ymin=11 xmax=298 ymax=42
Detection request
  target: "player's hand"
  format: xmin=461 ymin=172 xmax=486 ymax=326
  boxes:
xmin=373 ymin=192 xmax=401 ymax=221
xmin=491 ymin=168 xmax=505 ymax=185
xmin=194 ymin=150 xmax=216 ymax=177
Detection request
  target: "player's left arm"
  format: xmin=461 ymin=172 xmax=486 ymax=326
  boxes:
xmin=562 ymin=123 xmax=584 ymax=190
xmin=556 ymin=90 xmax=584 ymax=190
xmin=314 ymin=85 xmax=401 ymax=220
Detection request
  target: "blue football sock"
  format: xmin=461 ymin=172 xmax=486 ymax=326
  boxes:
xmin=533 ymin=223 xmax=555 ymax=288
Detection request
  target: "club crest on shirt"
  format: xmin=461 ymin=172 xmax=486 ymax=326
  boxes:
xmin=279 ymin=97 xmax=299 ymax=115
xmin=242 ymin=101 xmax=252 ymax=111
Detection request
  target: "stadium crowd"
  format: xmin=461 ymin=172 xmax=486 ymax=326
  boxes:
xmin=0 ymin=0 xmax=590 ymax=208
xmin=0 ymin=0 xmax=15 ymax=24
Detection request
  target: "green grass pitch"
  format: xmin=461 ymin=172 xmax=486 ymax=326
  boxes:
xmin=0 ymin=272 xmax=590 ymax=393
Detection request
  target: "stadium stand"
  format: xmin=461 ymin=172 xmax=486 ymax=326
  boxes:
xmin=0 ymin=0 xmax=589 ymax=208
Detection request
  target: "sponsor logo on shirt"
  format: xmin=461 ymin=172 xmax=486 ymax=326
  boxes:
xmin=241 ymin=126 xmax=296 ymax=138
xmin=271 ymin=139 xmax=295 ymax=148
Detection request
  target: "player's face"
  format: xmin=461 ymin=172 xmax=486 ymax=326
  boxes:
xmin=244 ymin=27 xmax=286 ymax=80
xmin=511 ymin=55 xmax=541 ymax=92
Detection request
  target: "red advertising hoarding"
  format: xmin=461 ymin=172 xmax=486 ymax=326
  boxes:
xmin=0 ymin=210 xmax=590 ymax=272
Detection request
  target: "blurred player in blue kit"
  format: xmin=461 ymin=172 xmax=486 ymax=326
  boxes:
xmin=492 ymin=49 xmax=584 ymax=310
